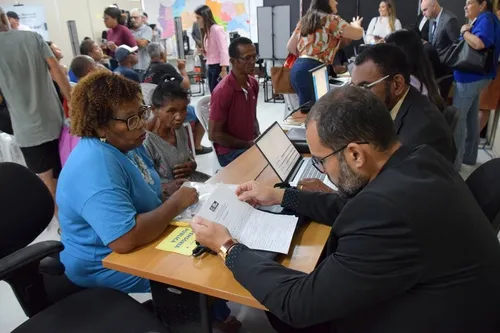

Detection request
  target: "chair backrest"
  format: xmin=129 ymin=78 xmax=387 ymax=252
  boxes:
xmin=465 ymin=158 xmax=500 ymax=233
xmin=0 ymin=162 xmax=54 ymax=258
xmin=443 ymin=105 xmax=460 ymax=133
xmin=140 ymin=83 xmax=157 ymax=106
xmin=195 ymin=96 xmax=211 ymax=133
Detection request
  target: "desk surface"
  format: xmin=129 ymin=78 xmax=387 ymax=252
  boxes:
xmin=103 ymin=145 xmax=330 ymax=310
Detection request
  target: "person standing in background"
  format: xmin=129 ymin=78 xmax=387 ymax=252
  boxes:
xmin=103 ymin=6 xmax=137 ymax=70
xmin=143 ymin=12 xmax=163 ymax=42
xmin=286 ymin=0 xmax=364 ymax=108
xmin=478 ymin=4 xmax=500 ymax=134
xmin=453 ymin=0 xmax=500 ymax=170
xmin=194 ymin=5 xmax=230 ymax=93
xmin=0 ymin=6 xmax=71 ymax=208
xmin=365 ymin=0 xmax=402 ymax=44
xmin=129 ymin=8 xmax=152 ymax=82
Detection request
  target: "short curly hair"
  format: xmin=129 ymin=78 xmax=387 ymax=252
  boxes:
xmin=71 ymin=70 xmax=142 ymax=137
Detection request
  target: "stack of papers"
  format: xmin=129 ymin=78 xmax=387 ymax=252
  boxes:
xmin=197 ymin=185 xmax=298 ymax=254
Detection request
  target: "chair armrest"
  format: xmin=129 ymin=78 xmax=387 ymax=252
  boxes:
xmin=0 ymin=241 xmax=64 ymax=280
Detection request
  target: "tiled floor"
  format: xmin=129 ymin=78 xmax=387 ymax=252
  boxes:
xmin=0 ymin=91 xmax=496 ymax=332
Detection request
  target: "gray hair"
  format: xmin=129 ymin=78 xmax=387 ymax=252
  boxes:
xmin=130 ymin=8 xmax=144 ymax=17
xmin=147 ymin=42 xmax=165 ymax=59
xmin=306 ymin=86 xmax=398 ymax=152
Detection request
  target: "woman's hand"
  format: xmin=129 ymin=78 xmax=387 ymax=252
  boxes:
xmin=173 ymin=161 xmax=196 ymax=179
xmin=351 ymin=16 xmax=363 ymax=28
xmin=297 ymin=179 xmax=334 ymax=193
xmin=190 ymin=216 xmax=232 ymax=253
xmin=170 ymin=186 xmax=198 ymax=210
xmin=162 ymin=179 xmax=187 ymax=196
xmin=461 ymin=24 xmax=471 ymax=35
xmin=235 ymin=181 xmax=284 ymax=207
xmin=107 ymin=41 xmax=117 ymax=52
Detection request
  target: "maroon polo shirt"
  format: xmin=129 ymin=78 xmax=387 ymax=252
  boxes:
xmin=107 ymin=24 xmax=137 ymax=57
xmin=209 ymin=72 xmax=259 ymax=156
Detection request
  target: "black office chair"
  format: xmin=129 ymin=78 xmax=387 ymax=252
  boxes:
xmin=0 ymin=162 xmax=168 ymax=333
xmin=465 ymin=159 xmax=500 ymax=234
xmin=443 ymin=105 xmax=460 ymax=134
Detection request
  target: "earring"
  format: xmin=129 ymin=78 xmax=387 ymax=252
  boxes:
xmin=100 ymin=137 xmax=107 ymax=143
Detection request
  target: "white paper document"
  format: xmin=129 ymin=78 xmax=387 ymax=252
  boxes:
xmin=197 ymin=185 xmax=298 ymax=254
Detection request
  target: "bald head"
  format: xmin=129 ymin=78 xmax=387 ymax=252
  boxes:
xmin=70 ymin=55 xmax=97 ymax=80
xmin=421 ymin=0 xmax=441 ymax=19
xmin=0 ymin=6 xmax=10 ymax=32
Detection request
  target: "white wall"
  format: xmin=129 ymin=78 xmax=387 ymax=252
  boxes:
xmin=0 ymin=0 xmax=142 ymax=66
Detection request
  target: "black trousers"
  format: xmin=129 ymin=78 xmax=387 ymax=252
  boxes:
xmin=207 ymin=64 xmax=222 ymax=93
xmin=0 ymin=107 xmax=13 ymax=135
xmin=266 ymin=312 xmax=335 ymax=333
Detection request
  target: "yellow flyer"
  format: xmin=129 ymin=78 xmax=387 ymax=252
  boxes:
xmin=156 ymin=227 xmax=197 ymax=256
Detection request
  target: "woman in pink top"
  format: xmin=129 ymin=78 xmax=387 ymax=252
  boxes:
xmin=103 ymin=6 xmax=137 ymax=70
xmin=195 ymin=5 xmax=230 ymax=93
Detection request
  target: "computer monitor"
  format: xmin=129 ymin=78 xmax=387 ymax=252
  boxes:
xmin=309 ymin=64 xmax=330 ymax=102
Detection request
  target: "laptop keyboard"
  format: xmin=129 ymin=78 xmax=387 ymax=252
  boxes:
xmin=299 ymin=159 xmax=323 ymax=181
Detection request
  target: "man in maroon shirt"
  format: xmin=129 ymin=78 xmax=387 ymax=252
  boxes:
xmin=209 ymin=37 xmax=260 ymax=167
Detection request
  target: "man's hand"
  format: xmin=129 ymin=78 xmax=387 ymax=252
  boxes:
xmin=461 ymin=24 xmax=471 ymax=35
xmin=169 ymin=186 xmax=198 ymax=210
xmin=235 ymin=181 xmax=284 ymax=207
xmin=161 ymin=178 xmax=187 ymax=196
xmin=190 ymin=216 xmax=232 ymax=253
xmin=298 ymin=179 xmax=334 ymax=193
xmin=177 ymin=59 xmax=186 ymax=71
xmin=173 ymin=161 xmax=196 ymax=179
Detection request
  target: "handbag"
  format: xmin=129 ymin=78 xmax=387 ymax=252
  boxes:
xmin=443 ymin=39 xmax=493 ymax=74
xmin=271 ymin=53 xmax=298 ymax=94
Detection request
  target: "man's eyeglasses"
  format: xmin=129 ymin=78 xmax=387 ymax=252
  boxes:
xmin=350 ymin=74 xmax=391 ymax=90
xmin=237 ymin=54 xmax=260 ymax=62
xmin=111 ymin=105 xmax=151 ymax=131
xmin=311 ymin=142 xmax=369 ymax=173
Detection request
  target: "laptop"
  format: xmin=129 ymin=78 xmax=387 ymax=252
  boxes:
xmin=309 ymin=63 xmax=330 ymax=102
xmin=255 ymin=122 xmax=334 ymax=188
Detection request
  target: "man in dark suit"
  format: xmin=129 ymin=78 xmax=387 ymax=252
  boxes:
xmin=351 ymin=43 xmax=456 ymax=162
xmin=191 ymin=86 xmax=500 ymax=333
xmin=298 ymin=44 xmax=456 ymax=193
xmin=421 ymin=0 xmax=460 ymax=61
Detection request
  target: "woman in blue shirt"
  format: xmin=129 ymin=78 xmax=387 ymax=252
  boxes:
xmin=453 ymin=0 xmax=500 ymax=170
xmin=56 ymin=71 xmax=198 ymax=293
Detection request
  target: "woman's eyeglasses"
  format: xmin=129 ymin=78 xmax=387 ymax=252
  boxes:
xmin=111 ymin=105 xmax=152 ymax=131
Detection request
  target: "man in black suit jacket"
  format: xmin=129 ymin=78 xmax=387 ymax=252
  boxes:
xmin=191 ymin=86 xmax=500 ymax=333
xmin=352 ymin=43 xmax=456 ymax=162
xmin=421 ymin=0 xmax=460 ymax=62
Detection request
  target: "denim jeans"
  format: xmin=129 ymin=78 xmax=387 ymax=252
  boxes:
xmin=290 ymin=58 xmax=324 ymax=107
xmin=453 ymin=79 xmax=491 ymax=170
xmin=207 ymin=64 xmax=222 ymax=93
xmin=217 ymin=148 xmax=247 ymax=167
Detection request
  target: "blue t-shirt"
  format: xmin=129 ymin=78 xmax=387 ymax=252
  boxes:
xmin=68 ymin=69 xmax=79 ymax=83
xmin=454 ymin=12 xmax=500 ymax=83
xmin=114 ymin=66 xmax=141 ymax=82
xmin=56 ymin=138 xmax=161 ymax=292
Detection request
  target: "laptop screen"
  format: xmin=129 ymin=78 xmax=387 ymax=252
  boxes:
xmin=311 ymin=64 xmax=329 ymax=101
xmin=255 ymin=122 xmax=301 ymax=182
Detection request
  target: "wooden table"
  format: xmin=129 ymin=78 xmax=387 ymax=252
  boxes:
xmin=103 ymin=145 xmax=331 ymax=331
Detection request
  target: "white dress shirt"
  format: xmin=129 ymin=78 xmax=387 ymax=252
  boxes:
xmin=365 ymin=16 xmax=403 ymax=44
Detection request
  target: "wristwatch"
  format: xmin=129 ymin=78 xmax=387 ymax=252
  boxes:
xmin=219 ymin=238 xmax=239 ymax=260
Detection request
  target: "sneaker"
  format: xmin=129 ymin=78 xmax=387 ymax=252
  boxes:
xmin=195 ymin=146 xmax=213 ymax=155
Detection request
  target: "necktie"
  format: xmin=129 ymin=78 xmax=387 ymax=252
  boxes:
xmin=430 ymin=20 xmax=437 ymax=43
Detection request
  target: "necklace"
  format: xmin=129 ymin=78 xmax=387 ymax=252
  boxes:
xmin=127 ymin=151 xmax=155 ymax=185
